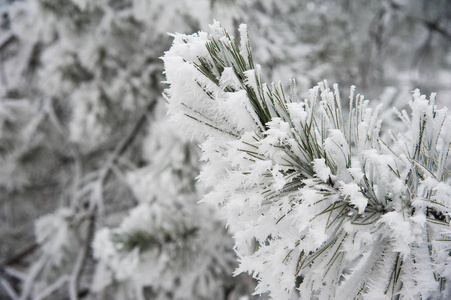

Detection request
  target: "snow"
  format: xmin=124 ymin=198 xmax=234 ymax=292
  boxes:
xmin=3 ymin=0 xmax=451 ymax=299
xmin=340 ymin=182 xmax=368 ymax=214
xmin=313 ymin=158 xmax=331 ymax=182
xmin=163 ymin=22 xmax=451 ymax=299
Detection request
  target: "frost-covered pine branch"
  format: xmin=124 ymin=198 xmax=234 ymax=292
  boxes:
xmin=163 ymin=22 xmax=451 ymax=299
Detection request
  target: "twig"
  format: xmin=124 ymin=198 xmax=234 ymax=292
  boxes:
xmin=115 ymin=99 xmax=158 ymax=158
xmin=19 ymin=256 xmax=48 ymax=300
xmin=44 ymin=97 xmax=84 ymax=208
xmin=35 ymin=275 xmax=69 ymax=300
xmin=87 ymin=98 xmax=158 ymax=214
xmin=68 ymin=213 xmax=95 ymax=300
xmin=3 ymin=267 xmax=26 ymax=281
xmin=67 ymin=99 xmax=158 ymax=298
xmin=422 ymin=19 xmax=451 ymax=41
xmin=0 ymin=33 xmax=16 ymax=52
xmin=0 ymin=276 xmax=19 ymax=300
xmin=0 ymin=243 xmax=38 ymax=268
xmin=0 ymin=244 xmax=39 ymax=299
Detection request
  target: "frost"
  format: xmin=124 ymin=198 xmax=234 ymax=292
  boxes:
xmin=287 ymin=102 xmax=307 ymax=124
xmin=35 ymin=208 xmax=76 ymax=266
xmin=341 ymin=182 xmax=367 ymax=214
xmin=219 ymin=67 xmax=242 ymax=90
xmin=313 ymin=158 xmax=331 ymax=182
xmin=271 ymin=164 xmax=286 ymax=192
xmin=3 ymin=0 xmax=451 ymax=299
xmin=164 ymin=23 xmax=451 ymax=299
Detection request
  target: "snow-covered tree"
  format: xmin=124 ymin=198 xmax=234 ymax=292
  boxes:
xmin=163 ymin=22 xmax=451 ymax=299
xmin=1 ymin=0 xmax=451 ymax=299
xmin=0 ymin=1 xmax=253 ymax=299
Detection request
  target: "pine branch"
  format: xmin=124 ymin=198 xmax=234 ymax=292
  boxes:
xmin=111 ymin=226 xmax=199 ymax=254
xmin=164 ymin=23 xmax=451 ymax=299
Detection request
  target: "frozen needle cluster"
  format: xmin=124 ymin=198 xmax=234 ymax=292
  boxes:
xmin=163 ymin=23 xmax=451 ymax=299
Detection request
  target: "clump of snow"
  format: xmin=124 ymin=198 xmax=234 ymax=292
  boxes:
xmin=313 ymin=158 xmax=331 ymax=182
xmin=35 ymin=208 xmax=77 ymax=266
xmin=341 ymin=182 xmax=367 ymax=214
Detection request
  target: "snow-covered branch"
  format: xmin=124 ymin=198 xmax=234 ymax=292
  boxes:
xmin=163 ymin=22 xmax=451 ymax=299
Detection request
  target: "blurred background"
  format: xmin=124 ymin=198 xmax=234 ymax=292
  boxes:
xmin=0 ymin=0 xmax=450 ymax=299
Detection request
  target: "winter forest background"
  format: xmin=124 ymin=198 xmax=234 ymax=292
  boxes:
xmin=1 ymin=0 xmax=451 ymax=299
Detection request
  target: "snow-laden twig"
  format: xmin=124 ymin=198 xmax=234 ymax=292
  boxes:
xmin=34 ymin=275 xmax=69 ymax=300
xmin=44 ymin=97 xmax=83 ymax=208
xmin=89 ymin=98 xmax=157 ymax=215
xmin=0 ymin=243 xmax=38 ymax=268
xmin=0 ymin=276 xmax=19 ymax=300
xmin=4 ymin=267 xmax=27 ymax=282
xmin=0 ymin=33 xmax=16 ymax=52
xmin=19 ymin=255 xmax=48 ymax=300
xmin=68 ymin=213 xmax=95 ymax=300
